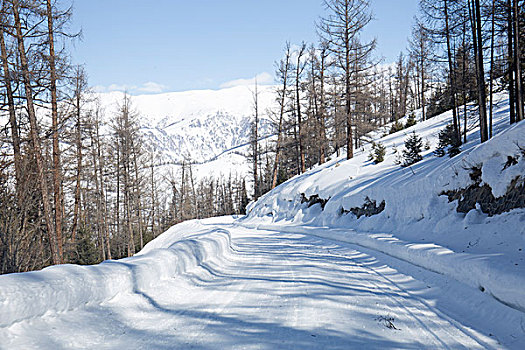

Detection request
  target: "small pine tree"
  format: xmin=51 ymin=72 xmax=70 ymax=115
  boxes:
xmin=373 ymin=142 xmax=386 ymax=163
xmin=402 ymin=131 xmax=423 ymax=167
xmin=368 ymin=142 xmax=376 ymax=161
xmin=71 ymin=226 xmax=100 ymax=265
xmin=434 ymin=124 xmax=461 ymax=157
xmin=405 ymin=113 xmax=417 ymax=128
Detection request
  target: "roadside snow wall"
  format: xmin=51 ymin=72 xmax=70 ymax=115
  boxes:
xmin=0 ymin=221 xmax=232 ymax=327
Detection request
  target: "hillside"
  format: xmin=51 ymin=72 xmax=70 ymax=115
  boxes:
xmin=242 ymin=91 xmax=525 ymax=312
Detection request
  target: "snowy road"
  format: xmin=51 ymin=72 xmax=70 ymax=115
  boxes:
xmin=1 ymin=218 xmax=522 ymax=349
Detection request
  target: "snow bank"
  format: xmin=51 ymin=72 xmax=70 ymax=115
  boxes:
xmin=0 ymin=219 xmax=233 ymax=327
xmin=242 ymin=92 xmax=525 ymax=313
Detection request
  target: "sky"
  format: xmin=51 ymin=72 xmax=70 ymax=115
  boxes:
xmin=69 ymin=0 xmax=419 ymax=94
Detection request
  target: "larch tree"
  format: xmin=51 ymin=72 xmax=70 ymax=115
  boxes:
xmin=11 ymin=0 xmax=59 ymax=265
xmin=408 ymin=19 xmax=432 ymax=121
xmin=271 ymin=43 xmax=292 ymax=189
xmin=294 ymin=42 xmax=307 ymax=173
xmin=319 ymin=0 xmax=374 ymax=160
xmin=469 ymin=0 xmax=489 ymax=142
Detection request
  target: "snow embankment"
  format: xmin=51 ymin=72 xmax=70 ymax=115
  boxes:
xmin=0 ymin=219 xmax=233 ymax=327
xmin=242 ymin=95 xmax=525 ymax=313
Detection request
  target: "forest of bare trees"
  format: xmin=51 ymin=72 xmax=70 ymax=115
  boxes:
xmin=1 ymin=0 xmax=524 ymax=273
xmin=0 ymin=0 xmax=249 ymax=273
xmin=250 ymin=0 xmax=523 ymax=190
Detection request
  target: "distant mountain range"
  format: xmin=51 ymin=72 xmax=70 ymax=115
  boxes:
xmin=96 ymin=85 xmax=277 ymax=174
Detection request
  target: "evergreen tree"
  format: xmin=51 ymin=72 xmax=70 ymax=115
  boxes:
xmin=373 ymin=142 xmax=386 ymax=164
xmin=435 ymin=124 xmax=461 ymax=157
xmin=402 ymin=132 xmax=423 ymax=167
xmin=405 ymin=113 xmax=417 ymax=128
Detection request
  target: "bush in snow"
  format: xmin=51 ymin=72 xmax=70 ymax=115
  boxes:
xmin=434 ymin=124 xmax=461 ymax=157
xmin=389 ymin=120 xmax=405 ymax=134
xmin=402 ymin=131 xmax=423 ymax=167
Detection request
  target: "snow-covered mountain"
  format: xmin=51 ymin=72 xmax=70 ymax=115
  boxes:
xmin=96 ymin=85 xmax=276 ymax=167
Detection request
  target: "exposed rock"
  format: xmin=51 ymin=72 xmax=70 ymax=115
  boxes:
xmin=301 ymin=193 xmax=330 ymax=210
xmin=442 ymin=176 xmax=525 ymax=216
xmin=341 ymin=197 xmax=386 ymax=219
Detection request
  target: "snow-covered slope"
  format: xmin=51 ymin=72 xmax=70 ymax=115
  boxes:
xmin=96 ymin=85 xmax=276 ymax=165
xmin=242 ymin=91 xmax=525 ymax=313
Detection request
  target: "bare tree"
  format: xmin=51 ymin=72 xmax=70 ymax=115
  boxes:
xmin=409 ymin=20 xmax=432 ymax=121
xmin=294 ymin=42 xmax=307 ymax=173
xmin=11 ymin=0 xmax=59 ymax=265
xmin=319 ymin=0 xmax=374 ymax=160
xmin=271 ymin=43 xmax=292 ymax=189
xmin=512 ymin=0 xmax=523 ymax=121
xmin=250 ymin=78 xmax=260 ymax=199
xmin=470 ymin=0 xmax=489 ymax=141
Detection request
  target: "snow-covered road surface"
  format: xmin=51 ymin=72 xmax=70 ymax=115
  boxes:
xmin=1 ymin=218 xmax=523 ymax=349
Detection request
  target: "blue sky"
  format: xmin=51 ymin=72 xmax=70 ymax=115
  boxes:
xmin=70 ymin=0 xmax=419 ymax=94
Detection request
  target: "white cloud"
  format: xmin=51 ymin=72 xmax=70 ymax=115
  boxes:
xmin=220 ymin=72 xmax=274 ymax=89
xmin=92 ymin=82 xmax=168 ymax=94
xmin=136 ymin=81 xmax=169 ymax=93
xmin=107 ymin=83 xmax=137 ymax=92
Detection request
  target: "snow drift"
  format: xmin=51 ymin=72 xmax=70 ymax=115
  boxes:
xmin=0 ymin=219 xmax=234 ymax=327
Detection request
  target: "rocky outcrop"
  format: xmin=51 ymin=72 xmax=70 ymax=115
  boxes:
xmin=341 ymin=197 xmax=386 ymax=219
xmin=442 ymin=173 xmax=525 ymax=216
xmin=300 ymin=193 xmax=330 ymax=210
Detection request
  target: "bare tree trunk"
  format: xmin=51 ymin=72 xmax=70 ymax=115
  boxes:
xmin=133 ymin=151 xmax=144 ymax=250
xmin=12 ymin=1 xmax=59 ymax=265
xmin=180 ymin=161 xmax=185 ymax=220
xmin=150 ymin=152 xmax=157 ymax=238
xmin=115 ymin=133 xmax=121 ymax=255
xmin=318 ymin=46 xmax=328 ymax=164
xmin=123 ymin=99 xmax=135 ymax=257
xmin=91 ymin=128 xmax=106 ymax=261
xmin=419 ymin=38 xmax=426 ymax=121
xmin=489 ymin=0 xmax=495 ymax=138
xmin=345 ymin=30 xmax=353 ymax=160
xmin=252 ymin=80 xmax=259 ymax=199
xmin=473 ymin=0 xmax=489 ymax=141
xmin=444 ymin=0 xmax=461 ymax=143
xmin=296 ymin=44 xmax=306 ymax=173
xmin=507 ymin=0 xmax=517 ymax=124
xmin=46 ymin=0 xmax=63 ymax=263
xmin=0 ymin=15 xmax=22 ymax=195
xmin=271 ymin=46 xmax=291 ymax=189
xmin=96 ymin=114 xmax=111 ymax=259
xmin=71 ymin=73 xmax=83 ymax=245
xmin=513 ymin=0 xmax=524 ymax=121
xmin=462 ymin=17 xmax=468 ymax=143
